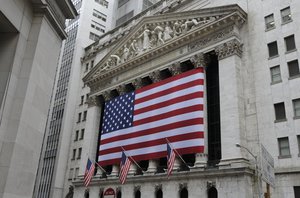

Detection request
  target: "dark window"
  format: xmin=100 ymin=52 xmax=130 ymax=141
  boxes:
xmin=75 ymin=130 xmax=79 ymax=141
xmin=72 ymin=149 xmax=76 ymax=160
xmin=91 ymin=60 xmax=94 ymax=68
xmin=285 ymin=35 xmax=296 ymax=52
xmin=288 ymin=60 xmax=300 ymax=77
xmin=281 ymin=7 xmax=292 ymax=23
xmin=278 ymin=137 xmax=290 ymax=157
xmin=274 ymin=102 xmax=286 ymax=121
xmin=208 ymin=187 xmax=218 ymax=198
xmin=180 ymin=188 xmax=188 ymax=198
xmin=80 ymin=95 xmax=84 ymax=105
xmin=156 ymin=189 xmax=163 ymax=198
xmin=268 ymin=41 xmax=279 ymax=58
xmin=83 ymin=111 xmax=87 ymax=121
xmin=294 ymin=186 xmax=300 ymax=198
xmin=80 ymin=129 xmax=85 ymax=140
xmin=77 ymin=113 xmax=82 ymax=123
xmin=117 ymin=191 xmax=122 ymax=198
xmin=77 ymin=148 xmax=82 ymax=159
xmin=85 ymin=63 xmax=89 ymax=72
xmin=270 ymin=66 xmax=281 ymax=83
xmin=135 ymin=190 xmax=141 ymax=198
xmin=297 ymin=135 xmax=300 ymax=155
xmin=293 ymin=99 xmax=300 ymax=118
xmin=265 ymin=14 xmax=275 ymax=30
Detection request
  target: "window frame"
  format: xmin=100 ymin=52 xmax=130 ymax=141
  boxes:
xmin=284 ymin=34 xmax=296 ymax=52
xmin=287 ymin=60 xmax=300 ymax=78
xmin=270 ymin=65 xmax=281 ymax=84
xmin=274 ymin=102 xmax=287 ymax=122
xmin=267 ymin=41 xmax=279 ymax=58
xmin=293 ymin=99 xmax=300 ymax=118
xmin=278 ymin=137 xmax=291 ymax=158
xmin=265 ymin=14 xmax=275 ymax=30
xmin=281 ymin=6 xmax=292 ymax=24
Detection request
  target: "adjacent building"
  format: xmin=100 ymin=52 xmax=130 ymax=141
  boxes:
xmin=0 ymin=1 xmax=76 ymax=198
xmin=34 ymin=0 xmax=114 ymax=197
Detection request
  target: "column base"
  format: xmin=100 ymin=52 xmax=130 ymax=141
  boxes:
xmin=192 ymin=153 xmax=207 ymax=171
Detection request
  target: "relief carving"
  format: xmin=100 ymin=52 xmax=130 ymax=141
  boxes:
xmin=215 ymin=39 xmax=243 ymax=60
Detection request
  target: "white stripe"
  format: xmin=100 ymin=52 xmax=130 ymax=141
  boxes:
xmin=135 ymin=72 xmax=204 ymax=99
xmin=134 ymin=98 xmax=204 ymax=121
xmin=101 ymin=111 xmax=203 ymax=140
xmin=100 ymin=124 xmax=203 ymax=150
xmin=135 ymin=85 xmax=204 ymax=110
xmin=99 ymin=139 xmax=204 ymax=161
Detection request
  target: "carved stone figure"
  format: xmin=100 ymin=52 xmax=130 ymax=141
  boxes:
xmin=65 ymin=186 xmax=74 ymax=198
xmin=129 ymin=39 xmax=138 ymax=57
xmin=139 ymin=27 xmax=151 ymax=50
xmin=173 ymin=20 xmax=182 ymax=36
xmin=110 ymin=54 xmax=121 ymax=65
xmin=150 ymin=30 xmax=158 ymax=48
xmin=122 ymin=45 xmax=129 ymax=62
xmin=182 ymin=18 xmax=199 ymax=32
xmin=154 ymin=25 xmax=164 ymax=45
xmin=163 ymin=22 xmax=173 ymax=41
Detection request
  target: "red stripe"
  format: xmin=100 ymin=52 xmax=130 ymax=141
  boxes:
xmin=99 ymin=132 xmax=204 ymax=155
xmin=100 ymin=118 xmax=203 ymax=144
xmin=136 ymin=68 xmax=204 ymax=94
xmin=135 ymin=79 xmax=204 ymax=105
xmin=133 ymin=104 xmax=203 ymax=126
xmin=98 ymin=146 xmax=204 ymax=167
xmin=134 ymin=92 xmax=203 ymax=115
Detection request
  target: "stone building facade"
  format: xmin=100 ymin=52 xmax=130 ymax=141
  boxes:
xmin=0 ymin=0 xmax=76 ymax=198
xmin=67 ymin=0 xmax=300 ymax=197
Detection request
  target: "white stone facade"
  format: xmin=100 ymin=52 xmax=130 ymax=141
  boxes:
xmin=65 ymin=0 xmax=300 ymax=198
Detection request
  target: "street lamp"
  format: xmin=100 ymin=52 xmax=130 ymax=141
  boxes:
xmin=236 ymin=143 xmax=263 ymax=198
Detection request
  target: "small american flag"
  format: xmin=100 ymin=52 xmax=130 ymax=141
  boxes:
xmin=167 ymin=142 xmax=176 ymax=177
xmin=119 ymin=151 xmax=131 ymax=184
xmin=84 ymin=158 xmax=95 ymax=187
xmin=98 ymin=68 xmax=204 ymax=166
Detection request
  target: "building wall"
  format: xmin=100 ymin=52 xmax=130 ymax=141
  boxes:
xmin=0 ymin=0 xmax=76 ymax=198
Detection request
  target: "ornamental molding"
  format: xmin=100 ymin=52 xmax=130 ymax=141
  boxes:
xmin=83 ymin=4 xmax=247 ymax=89
xmin=86 ymin=95 xmax=101 ymax=107
xmin=215 ymin=38 xmax=243 ymax=60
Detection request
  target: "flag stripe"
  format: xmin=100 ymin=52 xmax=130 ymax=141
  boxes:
xmin=135 ymin=79 xmax=204 ymax=105
xmin=99 ymin=131 xmax=204 ymax=155
xmin=134 ymin=92 xmax=203 ymax=115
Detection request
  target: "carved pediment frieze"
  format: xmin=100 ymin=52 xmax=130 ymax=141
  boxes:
xmin=83 ymin=4 xmax=247 ymax=88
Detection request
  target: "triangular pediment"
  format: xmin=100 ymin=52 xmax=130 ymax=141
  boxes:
xmin=83 ymin=4 xmax=246 ymax=86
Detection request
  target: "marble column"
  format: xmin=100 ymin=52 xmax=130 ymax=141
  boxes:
xmin=215 ymin=39 xmax=247 ymax=168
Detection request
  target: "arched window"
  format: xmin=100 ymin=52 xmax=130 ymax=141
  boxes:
xmin=117 ymin=191 xmax=122 ymax=198
xmin=180 ymin=187 xmax=188 ymax=198
xmin=156 ymin=189 xmax=163 ymax=198
xmin=208 ymin=187 xmax=218 ymax=198
xmin=135 ymin=190 xmax=141 ymax=198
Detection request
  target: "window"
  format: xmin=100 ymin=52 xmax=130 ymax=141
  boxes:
xmin=95 ymin=0 xmax=108 ymax=8
xmin=180 ymin=187 xmax=188 ymax=198
xmin=116 ymin=10 xmax=134 ymax=26
xmin=85 ymin=63 xmax=89 ymax=72
xmin=270 ymin=66 xmax=281 ymax=83
xmin=93 ymin=9 xmax=107 ymax=22
xmin=278 ymin=137 xmax=291 ymax=157
xmin=118 ymin=0 xmax=129 ymax=8
xmin=91 ymin=60 xmax=94 ymax=68
xmin=265 ymin=14 xmax=275 ymax=30
xmin=80 ymin=95 xmax=84 ymax=105
xmin=297 ymin=135 xmax=300 ymax=155
xmin=72 ymin=149 xmax=76 ymax=160
xmin=268 ymin=41 xmax=278 ymax=58
xmin=69 ymin=168 xmax=74 ymax=180
xmin=293 ymin=99 xmax=300 ymax=118
xmin=285 ymin=35 xmax=296 ymax=52
xmin=294 ymin=186 xmax=300 ymax=198
xmin=89 ymin=32 xmax=100 ymax=41
xmin=274 ymin=102 xmax=286 ymax=121
xmin=80 ymin=129 xmax=85 ymax=140
xmin=77 ymin=113 xmax=82 ymax=123
xmin=156 ymin=189 xmax=163 ymax=198
xmin=83 ymin=111 xmax=87 ymax=121
xmin=77 ymin=148 xmax=82 ymax=159
xmin=75 ymin=167 xmax=79 ymax=178
xmin=281 ymin=7 xmax=292 ymax=23
xmin=143 ymin=0 xmax=155 ymax=11
xmin=75 ymin=130 xmax=79 ymax=141
xmin=288 ymin=60 xmax=300 ymax=77
xmin=135 ymin=190 xmax=141 ymax=198
xmin=91 ymin=20 xmax=106 ymax=33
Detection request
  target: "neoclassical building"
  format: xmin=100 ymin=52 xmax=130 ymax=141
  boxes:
xmin=68 ymin=0 xmax=300 ymax=197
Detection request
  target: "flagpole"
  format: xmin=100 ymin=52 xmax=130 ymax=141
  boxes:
xmin=165 ymin=138 xmax=191 ymax=168
xmin=90 ymin=158 xmax=107 ymax=173
xmin=121 ymin=147 xmax=145 ymax=173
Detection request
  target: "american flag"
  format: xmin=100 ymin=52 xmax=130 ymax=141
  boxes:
xmin=119 ymin=151 xmax=131 ymax=184
xmin=167 ymin=142 xmax=176 ymax=177
xmin=84 ymin=158 xmax=95 ymax=187
xmin=98 ymin=68 xmax=204 ymax=166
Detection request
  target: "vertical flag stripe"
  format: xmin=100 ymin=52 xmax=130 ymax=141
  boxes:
xmin=98 ymin=68 xmax=205 ymax=166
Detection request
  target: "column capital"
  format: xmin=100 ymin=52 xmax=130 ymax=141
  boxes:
xmin=215 ymin=39 xmax=243 ymax=60
xmin=86 ymin=95 xmax=101 ymax=107
xmin=116 ymin=85 xmax=126 ymax=95
xmin=155 ymin=184 xmax=162 ymax=191
xmin=101 ymin=91 xmax=111 ymax=101
xmin=148 ymin=71 xmax=161 ymax=83
xmin=168 ymin=62 xmax=181 ymax=76
xmin=190 ymin=53 xmax=208 ymax=68
xmin=132 ymin=78 xmax=143 ymax=89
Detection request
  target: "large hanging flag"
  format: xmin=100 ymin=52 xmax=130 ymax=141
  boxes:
xmin=84 ymin=158 xmax=95 ymax=187
xmin=119 ymin=151 xmax=132 ymax=184
xmin=98 ymin=68 xmax=205 ymax=166
xmin=167 ymin=142 xmax=176 ymax=178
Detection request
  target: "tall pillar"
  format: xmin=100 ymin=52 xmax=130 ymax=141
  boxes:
xmin=190 ymin=53 xmax=208 ymax=169
xmin=215 ymin=39 xmax=247 ymax=168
